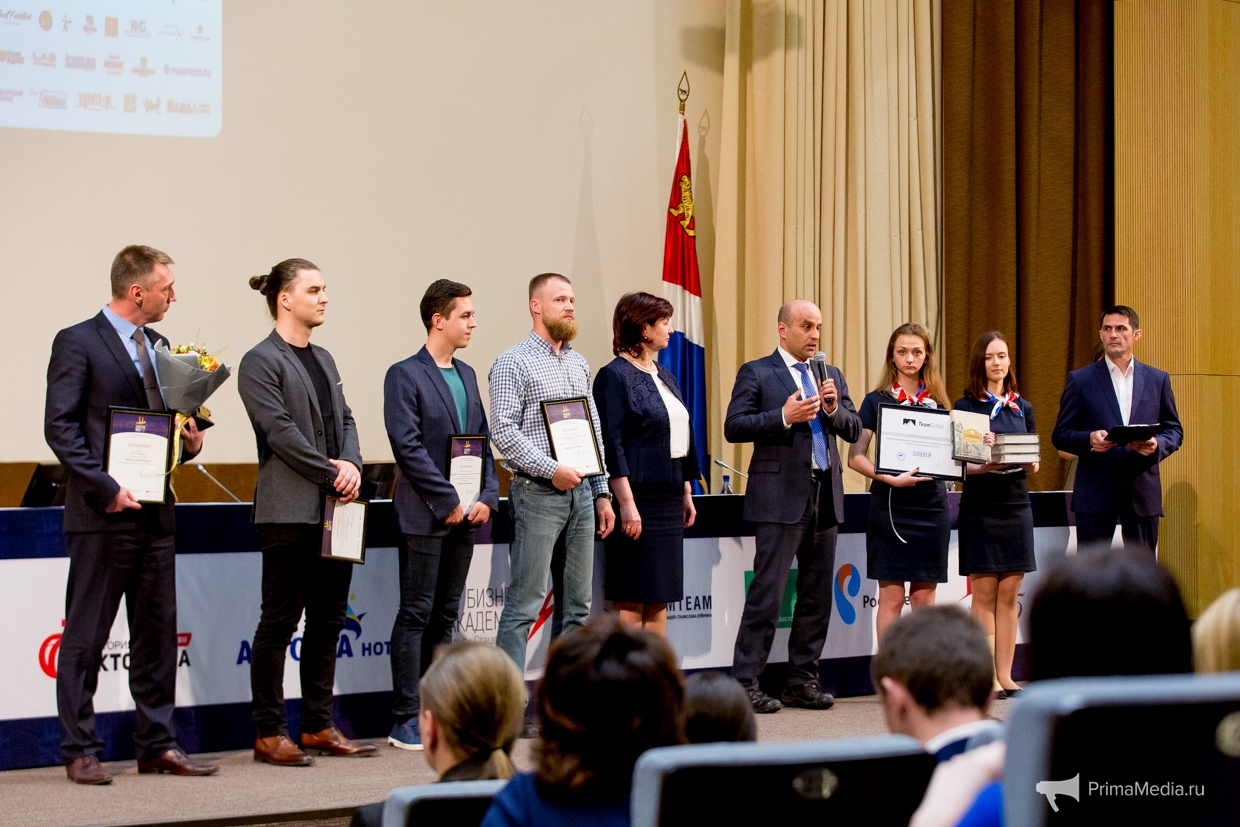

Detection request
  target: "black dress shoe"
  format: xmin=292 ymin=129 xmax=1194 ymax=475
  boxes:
xmin=747 ymin=688 xmax=783 ymax=714
xmin=780 ymin=682 xmax=835 ymax=710
xmin=997 ymin=687 xmax=1023 ymax=700
xmin=519 ymin=715 xmax=540 ymax=739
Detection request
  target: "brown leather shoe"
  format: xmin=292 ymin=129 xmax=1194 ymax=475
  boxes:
xmin=254 ymin=735 xmax=314 ymax=766
xmin=66 ymin=755 xmax=112 ymax=785
xmin=301 ymin=727 xmax=378 ymax=757
xmin=138 ymin=748 xmax=219 ymax=776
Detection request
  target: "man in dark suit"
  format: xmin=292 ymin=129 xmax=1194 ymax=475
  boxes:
xmin=45 ymin=245 xmax=217 ymax=784
xmin=724 ymin=299 xmax=862 ymax=713
xmin=238 ymin=258 xmax=376 ymax=766
xmin=1052 ymin=305 xmax=1183 ymax=552
xmin=382 ymin=279 xmax=499 ymax=751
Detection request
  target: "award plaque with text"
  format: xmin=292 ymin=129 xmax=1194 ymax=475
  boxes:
xmin=104 ymin=407 xmax=174 ymax=504
xmin=449 ymin=435 xmax=487 ymax=509
xmin=540 ymin=397 xmax=604 ymax=477
xmin=321 ymin=498 xmax=368 ymax=564
xmin=875 ymin=404 xmax=964 ymax=481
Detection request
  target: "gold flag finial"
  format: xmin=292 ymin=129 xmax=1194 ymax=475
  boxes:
xmin=678 ymin=71 xmax=690 ymax=115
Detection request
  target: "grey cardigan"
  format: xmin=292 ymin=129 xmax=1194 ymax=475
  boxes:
xmin=237 ymin=329 xmax=362 ymax=525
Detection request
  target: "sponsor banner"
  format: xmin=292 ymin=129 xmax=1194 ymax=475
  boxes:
xmin=1 ymin=525 xmax=1077 ymax=722
xmin=0 ymin=0 xmax=221 ymax=136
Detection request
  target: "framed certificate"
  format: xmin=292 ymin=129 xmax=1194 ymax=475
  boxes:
xmin=104 ymin=407 xmax=174 ymax=504
xmin=540 ymin=397 xmax=604 ymax=478
xmin=875 ymin=404 xmax=964 ymax=481
xmin=449 ymin=435 xmax=486 ymax=509
xmin=322 ymin=498 xmax=368 ymax=564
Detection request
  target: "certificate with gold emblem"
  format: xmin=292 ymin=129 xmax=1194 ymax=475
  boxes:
xmin=321 ymin=498 xmax=368 ymax=564
xmin=950 ymin=409 xmax=992 ymax=464
xmin=449 ymin=435 xmax=486 ymax=509
xmin=540 ymin=397 xmax=604 ymax=478
xmin=104 ymin=407 xmax=174 ymax=504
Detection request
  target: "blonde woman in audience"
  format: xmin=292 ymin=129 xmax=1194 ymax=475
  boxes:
xmin=352 ymin=642 xmax=527 ymax=827
xmin=1194 ymin=588 xmax=1240 ymax=673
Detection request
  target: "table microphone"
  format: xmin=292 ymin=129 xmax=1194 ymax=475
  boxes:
xmin=813 ymin=351 xmax=834 ymax=405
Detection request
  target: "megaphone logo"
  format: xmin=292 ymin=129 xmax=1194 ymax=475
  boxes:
xmin=1035 ymin=773 xmax=1080 ymax=812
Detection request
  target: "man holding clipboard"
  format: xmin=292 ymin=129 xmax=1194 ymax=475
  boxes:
xmin=44 ymin=246 xmax=214 ymax=784
xmin=382 ymin=280 xmax=499 ymax=751
xmin=1052 ymin=306 xmax=1183 ymax=552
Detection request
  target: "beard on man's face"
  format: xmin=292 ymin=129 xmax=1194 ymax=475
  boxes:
xmin=545 ymin=317 xmax=577 ymax=343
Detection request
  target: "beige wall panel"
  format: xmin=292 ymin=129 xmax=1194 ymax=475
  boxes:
xmin=1115 ymin=0 xmax=1240 ymax=615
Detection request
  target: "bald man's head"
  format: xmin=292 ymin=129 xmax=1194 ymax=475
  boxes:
xmin=777 ymin=300 xmax=822 ymax=362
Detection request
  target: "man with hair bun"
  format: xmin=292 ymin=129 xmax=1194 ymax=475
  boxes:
xmin=382 ymin=279 xmax=499 ymax=751
xmin=238 ymin=258 xmax=375 ymax=766
xmin=45 ymin=245 xmax=215 ymax=783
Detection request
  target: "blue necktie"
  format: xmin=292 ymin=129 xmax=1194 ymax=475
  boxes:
xmin=794 ymin=363 xmax=829 ymax=470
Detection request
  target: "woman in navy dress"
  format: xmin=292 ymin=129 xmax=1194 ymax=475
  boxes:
xmin=847 ymin=323 xmax=952 ymax=641
xmin=593 ymin=292 xmax=697 ymax=636
xmin=953 ymin=331 xmax=1038 ymax=698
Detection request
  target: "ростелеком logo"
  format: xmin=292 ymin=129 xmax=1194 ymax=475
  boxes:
xmin=833 ymin=563 xmax=861 ymax=624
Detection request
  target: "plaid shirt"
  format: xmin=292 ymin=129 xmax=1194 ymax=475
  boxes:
xmin=488 ymin=331 xmax=609 ymax=497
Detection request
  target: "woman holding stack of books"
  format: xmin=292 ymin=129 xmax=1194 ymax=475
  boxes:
xmin=953 ymin=332 xmax=1039 ymax=699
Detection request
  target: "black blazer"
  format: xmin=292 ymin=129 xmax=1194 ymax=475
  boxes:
xmin=1051 ymin=358 xmax=1182 ymax=517
xmin=44 ymin=312 xmax=198 ymax=534
xmin=724 ymin=350 xmax=862 ymax=525
xmin=383 ymin=347 xmax=500 ymax=536
xmin=592 ymin=357 xmax=699 ymax=486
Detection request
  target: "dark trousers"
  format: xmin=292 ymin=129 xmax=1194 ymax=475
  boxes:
xmin=732 ymin=483 xmax=838 ymax=690
xmin=1075 ymin=510 xmax=1159 ymax=553
xmin=58 ymin=524 xmax=178 ymax=763
xmin=390 ymin=529 xmax=476 ymax=721
xmin=251 ymin=524 xmax=353 ymax=739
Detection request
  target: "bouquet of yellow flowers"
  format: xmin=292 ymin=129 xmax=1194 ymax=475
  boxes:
xmin=153 ymin=339 xmax=232 ymax=428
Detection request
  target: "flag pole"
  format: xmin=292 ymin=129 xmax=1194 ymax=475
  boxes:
xmin=678 ymin=71 xmax=690 ymax=115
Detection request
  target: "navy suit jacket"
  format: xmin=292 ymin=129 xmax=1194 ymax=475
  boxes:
xmin=1051 ymin=358 xmax=1182 ymax=517
xmin=724 ymin=350 xmax=862 ymax=525
xmin=592 ymin=357 xmax=699 ymax=486
xmin=44 ymin=312 xmax=198 ymax=534
xmin=384 ymin=347 xmax=500 ymax=537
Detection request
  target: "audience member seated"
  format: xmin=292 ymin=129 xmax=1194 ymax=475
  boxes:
xmin=480 ymin=614 xmax=684 ymax=827
xmin=682 ymin=671 xmax=757 ymax=744
xmin=1193 ymin=587 xmax=1240 ymax=674
xmin=907 ymin=548 xmax=1193 ymax=827
xmin=873 ymin=606 xmax=998 ymax=762
xmin=351 ymin=642 xmax=526 ymax=827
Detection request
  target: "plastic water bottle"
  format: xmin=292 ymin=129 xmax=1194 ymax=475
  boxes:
xmin=720 ymin=474 xmax=734 ymax=494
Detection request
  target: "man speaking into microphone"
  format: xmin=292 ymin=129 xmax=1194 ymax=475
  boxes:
xmin=724 ymin=299 xmax=861 ymax=713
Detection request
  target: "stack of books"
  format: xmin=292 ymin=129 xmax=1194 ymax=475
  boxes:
xmin=993 ymin=433 xmax=1040 ymax=464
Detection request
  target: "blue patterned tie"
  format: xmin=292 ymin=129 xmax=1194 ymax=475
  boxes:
xmin=794 ymin=363 xmax=829 ymax=470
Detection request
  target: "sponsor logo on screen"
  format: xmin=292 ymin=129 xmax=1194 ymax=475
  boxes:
xmin=235 ymin=594 xmax=390 ymax=665
xmin=833 ymin=563 xmax=862 ymax=624
xmin=77 ymin=92 xmax=114 ymax=112
xmin=0 ymin=88 xmax=22 ymax=102
xmin=105 ymin=16 xmax=117 ymax=37
xmin=744 ymin=569 xmax=798 ymax=628
xmin=164 ymin=65 xmax=212 ymax=78
xmin=132 ymin=57 xmax=155 ymax=77
xmin=39 ymin=622 xmax=193 ymax=679
xmin=104 ymin=55 xmax=123 ymax=74
xmin=38 ymin=10 xmax=51 ymax=30
xmin=0 ymin=49 xmax=22 ymax=64
xmin=82 ymin=15 xmax=96 ymax=34
xmin=65 ymin=54 xmax=96 ymax=71
xmin=37 ymin=89 xmax=67 ymax=109
xmin=32 ymin=52 xmax=56 ymax=68
xmin=166 ymin=98 xmax=210 ymax=115
xmin=0 ymin=9 xmax=33 ymax=25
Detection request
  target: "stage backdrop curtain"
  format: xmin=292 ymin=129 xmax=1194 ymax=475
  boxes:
xmin=941 ymin=0 xmax=1112 ymax=492
xmin=710 ymin=0 xmax=943 ymax=492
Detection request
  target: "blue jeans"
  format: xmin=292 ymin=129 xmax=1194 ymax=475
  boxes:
xmin=496 ymin=475 xmax=595 ymax=672
xmin=389 ymin=529 xmax=475 ymax=721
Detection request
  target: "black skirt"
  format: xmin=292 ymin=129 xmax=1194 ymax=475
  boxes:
xmin=865 ymin=480 xmax=950 ymax=583
xmin=958 ymin=471 xmax=1036 ymax=575
xmin=604 ymin=482 xmax=685 ymax=604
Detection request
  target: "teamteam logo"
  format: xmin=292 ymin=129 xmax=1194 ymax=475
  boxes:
xmin=39 ymin=621 xmax=193 ymax=678
xmin=833 ymin=563 xmax=861 ymax=624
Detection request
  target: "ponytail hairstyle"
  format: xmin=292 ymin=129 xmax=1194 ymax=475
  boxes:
xmin=419 ymin=641 xmax=526 ymax=780
xmin=875 ymin=322 xmax=950 ymax=408
xmin=248 ymin=258 xmax=319 ymax=320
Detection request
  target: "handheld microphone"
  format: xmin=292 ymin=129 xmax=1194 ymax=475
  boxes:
xmin=713 ymin=458 xmax=749 ymax=480
xmin=196 ymin=464 xmax=243 ymax=503
xmin=813 ymin=352 xmax=834 ymax=405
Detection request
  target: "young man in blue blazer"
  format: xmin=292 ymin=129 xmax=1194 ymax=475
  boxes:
xmin=724 ymin=299 xmax=862 ymax=713
xmin=383 ymin=280 xmax=500 ymax=750
xmin=1052 ymin=305 xmax=1183 ymax=552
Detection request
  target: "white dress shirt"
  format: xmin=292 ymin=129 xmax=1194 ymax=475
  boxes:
xmin=627 ymin=359 xmax=691 ymax=459
xmin=1105 ymin=356 xmax=1135 ymax=426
